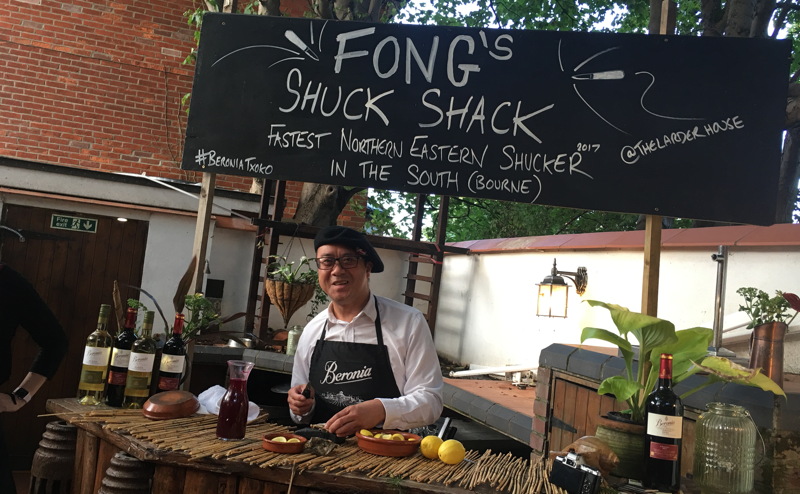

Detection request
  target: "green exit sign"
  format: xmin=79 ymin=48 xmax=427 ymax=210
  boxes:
xmin=50 ymin=214 xmax=98 ymax=233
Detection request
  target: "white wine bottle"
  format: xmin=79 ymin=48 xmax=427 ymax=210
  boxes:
xmin=77 ymin=304 xmax=113 ymax=405
xmin=122 ymin=310 xmax=157 ymax=408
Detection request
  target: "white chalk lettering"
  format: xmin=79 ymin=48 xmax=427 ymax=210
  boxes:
xmin=194 ymin=149 xmax=271 ymax=174
xmin=407 ymin=164 xmax=459 ymax=190
xmin=620 ymin=116 xmax=744 ymax=165
xmin=468 ymin=171 xmax=531 ymax=195
xmin=333 ymin=28 xmax=513 ymax=88
xmin=340 ymin=128 xmax=403 ymax=158
xmin=358 ymin=161 xmax=392 ymax=181
xmin=267 ymin=124 xmax=331 ymax=149
xmin=500 ymin=146 xmax=592 ymax=179
xmin=418 ymin=90 xmax=552 ymax=142
xmin=280 ymin=68 xmax=393 ymax=125
xmin=409 ymin=135 xmax=487 ymax=168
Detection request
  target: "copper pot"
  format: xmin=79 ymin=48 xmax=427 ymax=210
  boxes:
xmin=142 ymin=390 xmax=200 ymax=420
xmin=749 ymin=321 xmax=786 ymax=387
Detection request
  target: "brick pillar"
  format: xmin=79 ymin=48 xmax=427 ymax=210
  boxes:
xmin=530 ymin=366 xmax=552 ymax=458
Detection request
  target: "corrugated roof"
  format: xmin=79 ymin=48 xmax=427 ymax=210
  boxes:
xmin=448 ymin=223 xmax=800 ymax=253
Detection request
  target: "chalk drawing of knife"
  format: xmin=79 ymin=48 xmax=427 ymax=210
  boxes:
xmin=285 ymin=30 xmax=319 ymax=61
xmin=572 ymin=70 xmax=625 ymax=80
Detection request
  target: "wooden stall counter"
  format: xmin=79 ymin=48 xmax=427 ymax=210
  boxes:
xmin=46 ymin=398 xmax=553 ymax=494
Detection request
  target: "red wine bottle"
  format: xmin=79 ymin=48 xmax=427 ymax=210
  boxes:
xmin=157 ymin=313 xmax=186 ymax=392
xmin=105 ymin=307 xmax=140 ymax=406
xmin=644 ymin=353 xmax=683 ymax=492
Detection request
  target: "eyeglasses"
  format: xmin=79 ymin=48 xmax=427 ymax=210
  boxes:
xmin=314 ymin=255 xmax=364 ymax=270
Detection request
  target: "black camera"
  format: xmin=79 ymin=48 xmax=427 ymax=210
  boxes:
xmin=549 ymin=450 xmax=602 ymax=494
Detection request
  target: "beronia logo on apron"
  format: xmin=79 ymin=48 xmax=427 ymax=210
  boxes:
xmin=321 ymin=361 xmax=374 ymax=385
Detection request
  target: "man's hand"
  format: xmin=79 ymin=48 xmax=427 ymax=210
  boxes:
xmin=0 ymin=393 xmax=25 ymax=413
xmin=325 ymin=399 xmax=386 ymax=437
xmin=287 ymin=384 xmax=314 ymax=417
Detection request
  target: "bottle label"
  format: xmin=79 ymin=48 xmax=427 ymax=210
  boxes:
xmin=78 ymin=369 xmax=106 ymax=391
xmin=82 ymin=346 xmax=111 ymax=366
xmin=125 ymin=375 xmax=152 ymax=396
xmin=110 ymin=348 xmax=131 ymax=368
xmin=647 ymin=412 xmax=683 ymax=439
xmin=107 ymin=369 xmax=127 ymax=386
xmin=128 ymin=353 xmax=156 ymax=373
xmin=649 ymin=440 xmax=679 ymax=461
xmin=158 ymin=376 xmax=180 ymax=391
xmin=160 ymin=354 xmax=185 ymax=373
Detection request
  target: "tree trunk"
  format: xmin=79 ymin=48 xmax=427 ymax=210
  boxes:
xmin=291 ymin=183 xmax=365 ymax=226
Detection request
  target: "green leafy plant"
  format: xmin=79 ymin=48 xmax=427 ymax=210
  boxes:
xmin=183 ymin=293 xmax=220 ymax=342
xmin=266 ymin=255 xmax=318 ymax=285
xmin=581 ymin=300 xmax=785 ymax=424
xmin=308 ymin=284 xmax=329 ymax=321
xmin=736 ymin=287 xmax=799 ymax=329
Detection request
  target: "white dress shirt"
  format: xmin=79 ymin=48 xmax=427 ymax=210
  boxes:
xmin=290 ymin=294 xmax=444 ymax=430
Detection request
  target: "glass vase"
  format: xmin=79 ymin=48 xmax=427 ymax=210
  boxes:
xmin=216 ymin=360 xmax=255 ymax=440
xmin=693 ymin=402 xmax=757 ymax=494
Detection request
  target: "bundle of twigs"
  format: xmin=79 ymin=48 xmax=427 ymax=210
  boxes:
xmin=54 ymin=410 xmax=561 ymax=494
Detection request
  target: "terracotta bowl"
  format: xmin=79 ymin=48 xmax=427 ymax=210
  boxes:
xmin=262 ymin=433 xmax=308 ymax=454
xmin=142 ymin=390 xmax=200 ymax=420
xmin=355 ymin=430 xmax=421 ymax=457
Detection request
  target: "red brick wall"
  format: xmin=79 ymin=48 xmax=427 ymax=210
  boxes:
xmin=0 ymin=0 xmax=365 ymax=224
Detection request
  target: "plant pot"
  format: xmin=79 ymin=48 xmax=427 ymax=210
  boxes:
xmin=264 ymin=280 xmax=315 ymax=327
xmin=594 ymin=411 xmax=646 ymax=480
xmin=749 ymin=321 xmax=786 ymax=388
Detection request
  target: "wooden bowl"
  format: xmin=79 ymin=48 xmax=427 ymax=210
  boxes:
xmin=355 ymin=430 xmax=421 ymax=457
xmin=142 ymin=390 xmax=200 ymax=420
xmin=262 ymin=433 xmax=308 ymax=454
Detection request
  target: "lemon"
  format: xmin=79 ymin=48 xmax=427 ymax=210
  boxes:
xmin=380 ymin=433 xmax=393 ymax=440
xmin=391 ymin=433 xmax=406 ymax=441
xmin=359 ymin=429 xmax=374 ymax=437
xmin=438 ymin=439 xmax=466 ymax=464
xmin=420 ymin=435 xmax=443 ymax=459
xmin=271 ymin=436 xmax=287 ymax=443
xmin=287 ymin=438 xmax=300 ymax=443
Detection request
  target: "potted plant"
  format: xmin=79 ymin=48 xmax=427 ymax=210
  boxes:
xmin=264 ymin=255 xmax=319 ymax=328
xmin=580 ymin=300 xmax=785 ymax=480
xmin=736 ymin=288 xmax=800 ymax=386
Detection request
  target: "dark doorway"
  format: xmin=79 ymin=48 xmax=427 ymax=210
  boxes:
xmin=0 ymin=203 xmax=148 ymax=470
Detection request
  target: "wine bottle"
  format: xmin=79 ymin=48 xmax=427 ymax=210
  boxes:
xmin=644 ymin=353 xmax=683 ymax=493
xmin=105 ymin=307 xmax=139 ymax=407
xmin=156 ymin=313 xmax=186 ymax=392
xmin=77 ymin=304 xmax=114 ymax=405
xmin=122 ymin=310 xmax=157 ymax=408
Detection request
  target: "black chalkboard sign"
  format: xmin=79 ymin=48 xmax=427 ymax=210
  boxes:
xmin=182 ymin=14 xmax=790 ymax=225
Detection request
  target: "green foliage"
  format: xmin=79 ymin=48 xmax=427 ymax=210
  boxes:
xmin=581 ymin=300 xmax=785 ymax=424
xmin=183 ymin=293 xmax=220 ymax=342
xmin=308 ymin=284 xmax=329 ymax=321
xmin=266 ymin=255 xmax=318 ymax=284
xmin=736 ymin=287 xmax=799 ymax=328
xmin=364 ymin=189 xmax=643 ymax=241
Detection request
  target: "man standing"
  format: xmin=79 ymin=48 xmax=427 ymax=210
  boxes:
xmin=287 ymin=226 xmax=443 ymax=437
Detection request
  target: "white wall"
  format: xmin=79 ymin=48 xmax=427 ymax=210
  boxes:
xmin=1 ymin=166 xmax=262 ymax=339
xmin=427 ymin=245 xmax=800 ymax=373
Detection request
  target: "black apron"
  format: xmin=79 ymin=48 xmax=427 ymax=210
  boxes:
xmin=308 ymin=296 xmax=402 ymax=422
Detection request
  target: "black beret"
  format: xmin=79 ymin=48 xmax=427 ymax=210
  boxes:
xmin=314 ymin=226 xmax=384 ymax=273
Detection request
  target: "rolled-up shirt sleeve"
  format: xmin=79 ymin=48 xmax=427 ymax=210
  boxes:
xmin=378 ymin=302 xmax=443 ymax=430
